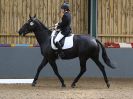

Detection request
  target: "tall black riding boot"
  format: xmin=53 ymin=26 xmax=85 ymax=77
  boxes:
xmin=55 ymin=42 xmax=65 ymax=57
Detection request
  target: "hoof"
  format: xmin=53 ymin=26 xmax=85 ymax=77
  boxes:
xmin=71 ymin=83 xmax=76 ymax=88
xmin=32 ymin=81 xmax=36 ymax=87
xmin=107 ymin=83 xmax=110 ymax=88
xmin=62 ymin=84 xmax=66 ymax=88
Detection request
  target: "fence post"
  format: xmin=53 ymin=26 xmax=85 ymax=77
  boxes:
xmin=90 ymin=0 xmax=97 ymax=37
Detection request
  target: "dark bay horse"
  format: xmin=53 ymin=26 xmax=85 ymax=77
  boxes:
xmin=18 ymin=15 xmax=115 ymax=88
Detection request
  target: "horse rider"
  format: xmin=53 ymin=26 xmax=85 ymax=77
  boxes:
xmin=54 ymin=2 xmax=72 ymax=56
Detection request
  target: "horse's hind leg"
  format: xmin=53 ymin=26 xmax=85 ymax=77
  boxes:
xmin=92 ymin=58 xmax=110 ymax=88
xmin=71 ymin=58 xmax=87 ymax=88
xmin=49 ymin=61 xmax=66 ymax=87
xmin=32 ymin=58 xmax=48 ymax=86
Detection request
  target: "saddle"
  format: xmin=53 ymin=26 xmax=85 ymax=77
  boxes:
xmin=51 ymin=31 xmax=74 ymax=50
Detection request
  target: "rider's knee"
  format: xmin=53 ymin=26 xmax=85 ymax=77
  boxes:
xmin=55 ymin=32 xmax=64 ymax=43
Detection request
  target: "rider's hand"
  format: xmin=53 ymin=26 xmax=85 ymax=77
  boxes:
xmin=54 ymin=22 xmax=59 ymax=30
xmin=55 ymin=23 xmax=58 ymax=26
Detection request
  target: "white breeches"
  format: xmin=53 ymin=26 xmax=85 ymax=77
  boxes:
xmin=54 ymin=32 xmax=64 ymax=43
xmin=51 ymin=30 xmax=56 ymax=36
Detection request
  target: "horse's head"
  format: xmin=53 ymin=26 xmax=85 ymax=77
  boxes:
xmin=18 ymin=15 xmax=38 ymax=36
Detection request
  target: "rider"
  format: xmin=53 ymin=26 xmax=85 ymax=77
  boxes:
xmin=54 ymin=2 xmax=71 ymax=56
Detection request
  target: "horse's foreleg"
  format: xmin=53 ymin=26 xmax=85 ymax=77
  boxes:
xmin=49 ymin=61 xmax=66 ymax=87
xmin=93 ymin=59 xmax=110 ymax=88
xmin=71 ymin=58 xmax=87 ymax=88
xmin=32 ymin=58 xmax=48 ymax=86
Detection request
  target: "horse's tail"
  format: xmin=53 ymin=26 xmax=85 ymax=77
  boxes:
xmin=96 ymin=39 xmax=116 ymax=69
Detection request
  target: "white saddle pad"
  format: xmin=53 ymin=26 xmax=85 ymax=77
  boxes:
xmin=51 ymin=32 xmax=74 ymax=50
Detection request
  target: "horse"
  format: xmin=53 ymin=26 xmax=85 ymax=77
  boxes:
xmin=18 ymin=15 xmax=115 ymax=88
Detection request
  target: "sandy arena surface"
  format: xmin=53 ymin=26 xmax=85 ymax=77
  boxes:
xmin=0 ymin=78 xmax=133 ymax=99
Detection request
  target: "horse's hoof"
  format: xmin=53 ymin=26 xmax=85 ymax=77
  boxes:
xmin=71 ymin=83 xmax=76 ymax=88
xmin=62 ymin=84 xmax=66 ymax=88
xmin=107 ymin=83 xmax=110 ymax=88
xmin=32 ymin=81 xmax=36 ymax=87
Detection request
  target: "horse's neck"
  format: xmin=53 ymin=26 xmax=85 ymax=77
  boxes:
xmin=34 ymin=29 xmax=50 ymax=46
xmin=33 ymin=20 xmax=51 ymax=46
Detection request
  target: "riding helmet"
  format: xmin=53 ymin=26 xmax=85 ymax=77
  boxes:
xmin=61 ymin=3 xmax=70 ymax=11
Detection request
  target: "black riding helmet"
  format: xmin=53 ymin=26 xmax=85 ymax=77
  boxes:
xmin=61 ymin=3 xmax=70 ymax=11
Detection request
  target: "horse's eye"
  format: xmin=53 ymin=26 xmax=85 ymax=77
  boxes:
xmin=30 ymin=22 xmax=34 ymax=26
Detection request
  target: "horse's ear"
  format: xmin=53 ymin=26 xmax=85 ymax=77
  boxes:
xmin=29 ymin=14 xmax=32 ymax=19
xmin=34 ymin=14 xmax=36 ymax=18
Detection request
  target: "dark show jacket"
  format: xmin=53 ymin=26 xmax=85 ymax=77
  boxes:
xmin=57 ymin=11 xmax=71 ymax=36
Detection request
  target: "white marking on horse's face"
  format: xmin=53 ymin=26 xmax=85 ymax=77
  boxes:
xmin=30 ymin=22 xmax=34 ymax=26
xmin=91 ymin=39 xmax=97 ymax=45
